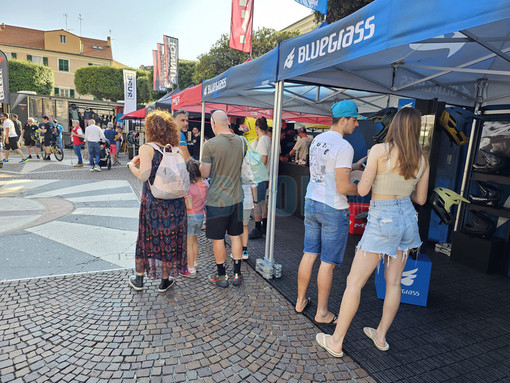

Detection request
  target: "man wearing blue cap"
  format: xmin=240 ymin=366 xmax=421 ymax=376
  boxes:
xmin=295 ymin=100 xmax=366 ymax=325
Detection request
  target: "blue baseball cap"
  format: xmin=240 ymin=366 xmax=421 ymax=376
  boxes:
xmin=331 ymin=100 xmax=366 ymax=119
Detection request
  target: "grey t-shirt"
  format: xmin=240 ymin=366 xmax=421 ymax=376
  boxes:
xmin=202 ymin=134 xmax=247 ymax=207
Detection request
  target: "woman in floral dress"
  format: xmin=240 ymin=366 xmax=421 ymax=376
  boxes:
xmin=127 ymin=110 xmax=188 ymax=292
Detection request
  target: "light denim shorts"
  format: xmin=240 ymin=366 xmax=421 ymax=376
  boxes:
xmin=303 ymin=199 xmax=349 ymax=266
xmin=242 ymin=209 xmax=251 ymax=225
xmin=357 ymin=197 xmax=421 ymax=259
xmin=187 ymin=212 xmax=204 ymax=236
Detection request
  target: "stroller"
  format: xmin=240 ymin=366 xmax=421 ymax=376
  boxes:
xmin=98 ymin=140 xmax=112 ymax=170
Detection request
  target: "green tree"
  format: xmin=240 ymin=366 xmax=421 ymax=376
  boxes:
xmin=8 ymin=59 xmax=54 ymax=95
xmin=314 ymin=0 xmax=374 ymax=24
xmin=178 ymin=60 xmax=198 ymax=90
xmin=192 ymin=27 xmax=299 ymax=84
xmin=75 ymin=66 xmax=160 ymax=104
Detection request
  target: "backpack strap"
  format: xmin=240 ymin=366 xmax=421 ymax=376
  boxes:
xmin=146 ymin=142 xmax=179 ymax=154
xmin=241 ymin=136 xmax=253 ymax=154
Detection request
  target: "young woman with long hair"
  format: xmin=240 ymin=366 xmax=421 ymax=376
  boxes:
xmin=316 ymin=107 xmax=429 ymax=357
xmin=127 ymin=110 xmax=188 ymax=292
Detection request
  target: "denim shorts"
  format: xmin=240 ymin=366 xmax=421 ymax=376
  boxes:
xmin=303 ymin=199 xmax=349 ymax=266
xmin=188 ymin=213 xmax=204 ymax=236
xmin=357 ymin=197 xmax=421 ymax=259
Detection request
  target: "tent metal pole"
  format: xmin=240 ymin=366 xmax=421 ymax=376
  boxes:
xmin=454 ymin=78 xmax=487 ymax=231
xmin=199 ymin=101 xmax=205 ymax=161
xmin=265 ymin=81 xmax=284 ymax=265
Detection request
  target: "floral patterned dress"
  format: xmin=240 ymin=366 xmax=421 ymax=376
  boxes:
xmin=135 ymin=146 xmax=187 ymax=279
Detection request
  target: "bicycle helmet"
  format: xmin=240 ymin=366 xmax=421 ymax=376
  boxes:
xmin=469 ymin=181 xmax=503 ymax=207
xmin=370 ymin=107 xmax=398 ymax=144
xmin=472 ymin=149 xmax=506 ymax=173
xmin=464 ymin=211 xmax=496 ymax=238
xmin=439 ymin=107 xmax=474 ymax=146
xmin=430 ymin=187 xmax=470 ymax=224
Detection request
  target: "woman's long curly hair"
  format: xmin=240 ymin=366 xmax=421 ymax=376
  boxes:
xmin=385 ymin=107 xmax=426 ymax=179
xmin=144 ymin=110 xmax=179 ymax=147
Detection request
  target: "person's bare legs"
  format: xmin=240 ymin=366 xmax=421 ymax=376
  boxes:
xmin=32 ymin=145 xmax=40 ymax=157
xmin=242 ymin=224 xmax=249 ymax=247
xmin=14 ymin=148 xmax=26 ymax=160
xmin=186 ymin=235 xmax=198 ymax=270
xmin=373 ymin=251 xmax=407 ymax=346
xmin=230 ymin=234 xmax=242 ymax=260
xmin=212 ymin=239 xmax=227 ymax=265
xmin=295 ymin=252 xmax=318 ymax=312
xmin=315 ymin=261 xmax=337 ymax=323
xmin=323 ymin=250 xmax=381 ymax=353
xmin=4 ymin=149 xmax=10 ymax=160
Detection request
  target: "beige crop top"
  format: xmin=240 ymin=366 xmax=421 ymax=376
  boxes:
xmin=371 ymin=143 xmax=425 ymax=196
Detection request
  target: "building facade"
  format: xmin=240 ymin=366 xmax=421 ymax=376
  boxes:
xmin=0 ymin=24 xmax=113 ymax=99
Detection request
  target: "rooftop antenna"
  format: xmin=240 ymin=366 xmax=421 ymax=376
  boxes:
xmin=64 ymin=13 xmax=69 ymax=31
xmin=78 ymin=14 xmax=83 ymax=36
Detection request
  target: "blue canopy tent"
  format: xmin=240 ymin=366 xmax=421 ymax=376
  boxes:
xmin=203 ymin=0 xmax=510 ymax=264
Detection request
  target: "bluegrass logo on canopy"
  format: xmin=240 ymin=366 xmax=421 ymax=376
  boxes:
xmin=284 ymin=15 xmax=376 ymax=69
xmin=203 ymin=77 xmax=227 ymax=96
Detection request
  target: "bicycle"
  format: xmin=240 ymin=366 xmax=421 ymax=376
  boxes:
xmin=47 ymin=141 xmax=64 ymax=161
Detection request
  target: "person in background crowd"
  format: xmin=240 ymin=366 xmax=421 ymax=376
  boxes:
xmin=11 ymin=114 xmax=23 ymax=146
xmin=190 ymin=126 xmax=201 ymax=160
xmin=0 ymin=120 xmax=4 ymax=167
xmin=200 ymin=110 xmax=247 ymax=288
xmin=316 ymin=107 xmax=429 ymax=358
xmin=173 ymin=110 xmax=191 ymax=161
xmin=104 ymin=122 xmax=119 ymax=165
xmin=295 ymin=100 xmax=365 ymax=325
xmin=1 ymin=113 xmax=28 ymax=163
xmin=127 ymin=110 xmax=188 ymax=292
xmin=181 ymin=159 xmax=209 ymax=278
xmin=280 ymin=129 xmax=297 ymax=160
xmin=248 ymin=116 xmax=271 ymax=240
xmin=22 ymin=117 xmax=40 ymax=159
xmin=39 ymin=116 xmax=53 ymax=161
xmin=70 ymin=119 xmax=84 ymax=167
xmin=288 ymin=127 xmax=313 ymax=165
xmin=85 ymin=119 xmax=106 ymax=172
xmin=115 ymin=126 xmax=123 ymax=163
xmin=52 ymin=119 xmax=63 ymax=148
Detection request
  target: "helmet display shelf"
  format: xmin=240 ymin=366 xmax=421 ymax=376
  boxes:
xmin=451 ymin=105 xmax=510 ymax=275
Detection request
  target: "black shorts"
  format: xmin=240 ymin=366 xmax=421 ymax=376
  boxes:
xmin=43 ymin=137 xmax=52 ymax=146
xmin=24 ymin=137 xmax=36 ymax=147
xmin=5 ymin=136 xmax=19 ymax=150
xmin=205 ymin=202 xmax=243 ymax=239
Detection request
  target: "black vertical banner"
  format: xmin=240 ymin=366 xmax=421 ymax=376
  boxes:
xmin=0 ymin=50 xmax=10 ymax=105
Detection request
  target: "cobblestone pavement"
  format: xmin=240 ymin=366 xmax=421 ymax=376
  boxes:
xmin=0 ymin=149 xmax=375 ymax=382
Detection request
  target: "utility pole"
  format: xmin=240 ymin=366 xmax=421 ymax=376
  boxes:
xmin=78 ymin=14 xmax=83 ymax=36
xmin=64 ymin=13 xmax=68 ymax=31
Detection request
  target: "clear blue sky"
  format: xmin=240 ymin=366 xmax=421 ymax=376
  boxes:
xmin=2 ymin=0 xmax=312 ymax=68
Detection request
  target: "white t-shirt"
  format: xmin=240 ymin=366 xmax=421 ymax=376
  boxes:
xmin=305 ymin=130 xmax=354 ymax=210
xmin=3 ymin=119 xmax=16 ymax=137
xmin=85 ymin=124 xmax=106 ymax=143
xmin=251 ymin=134 xmax=271 ymax=173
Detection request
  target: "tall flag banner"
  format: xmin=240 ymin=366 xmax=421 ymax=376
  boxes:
xmin=152 ymin=49 xmax=165 ymax=91
xmin=164 ymin=35 xmax=179 ymax=87
xmin=123 ymin=69 xmax=137 ymax=114
xmin=157 ymin=43 xmax=167 ymax=91
xmin=294 ymin=0 xmax=328 ymax=15
xmin=229 ymin=0 xmax=254 ymax=53
xmin=0 ymin=50 xmax=10 ymax=104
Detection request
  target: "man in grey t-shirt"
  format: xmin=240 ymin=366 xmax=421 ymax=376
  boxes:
xmin=200 ymin=110 xmax=247 ymax=288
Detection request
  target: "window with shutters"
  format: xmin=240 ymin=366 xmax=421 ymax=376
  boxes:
xmin=43 ymin=57 xmax=48 ymax=66
xmin=58 ymin=59 xmax=69 ymax=71
xmin=60 ymin=35 xmax=66 ymax=43
xmin=27 ymin=54 xmax=32 ymax=61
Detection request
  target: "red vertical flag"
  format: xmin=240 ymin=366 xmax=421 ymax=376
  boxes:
xmin=229 ymin=0 xmax=254 ymax=53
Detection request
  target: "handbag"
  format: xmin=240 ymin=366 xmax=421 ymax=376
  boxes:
xmin=241 ymin=136 xmax=269 ymax=184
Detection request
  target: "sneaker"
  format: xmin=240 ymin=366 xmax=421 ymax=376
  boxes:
xmin=19 ymin=158 xmax=28 ymax=163
xmin=242 ymin=250 xmax=249 ymax=260
xmin=43 ymin=156 xmax=51 ymax=161
xmin=248 ymin=228 xmax=263 ymax=239
xmin=208 ymin=273 xmax=229 ymax=288
xmin=90 ymin=166 xmax=95 ymax=171
xmin=2 ymin=159 xmax=9 ymax=163
xmin=158 ymin=278 xmax=175 ymax=292
xmin=232 ymin=273 xmax=243 ymax=287
xmin=128 ymin=275 xmax=144 ymax=291
xmin=0 ymin=162 xmax=3 ymax=168
xmin=36 ymin=155 xmax=40 ymax=159
xmin=179 ymin=269 xmax=197 ymax=279
xmin=74 ymin=163 xmax=84 ymax=167
xmin=94 ymin=166 xmax=101 ymax=172
xmin=27 ymin=155 xmax=32 ymax=159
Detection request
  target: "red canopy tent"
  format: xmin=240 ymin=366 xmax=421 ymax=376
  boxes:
xmin=171 ymin=84 xmax=330 ymax=124
xmin=119 ymin=108 xmax=145 ymax=120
